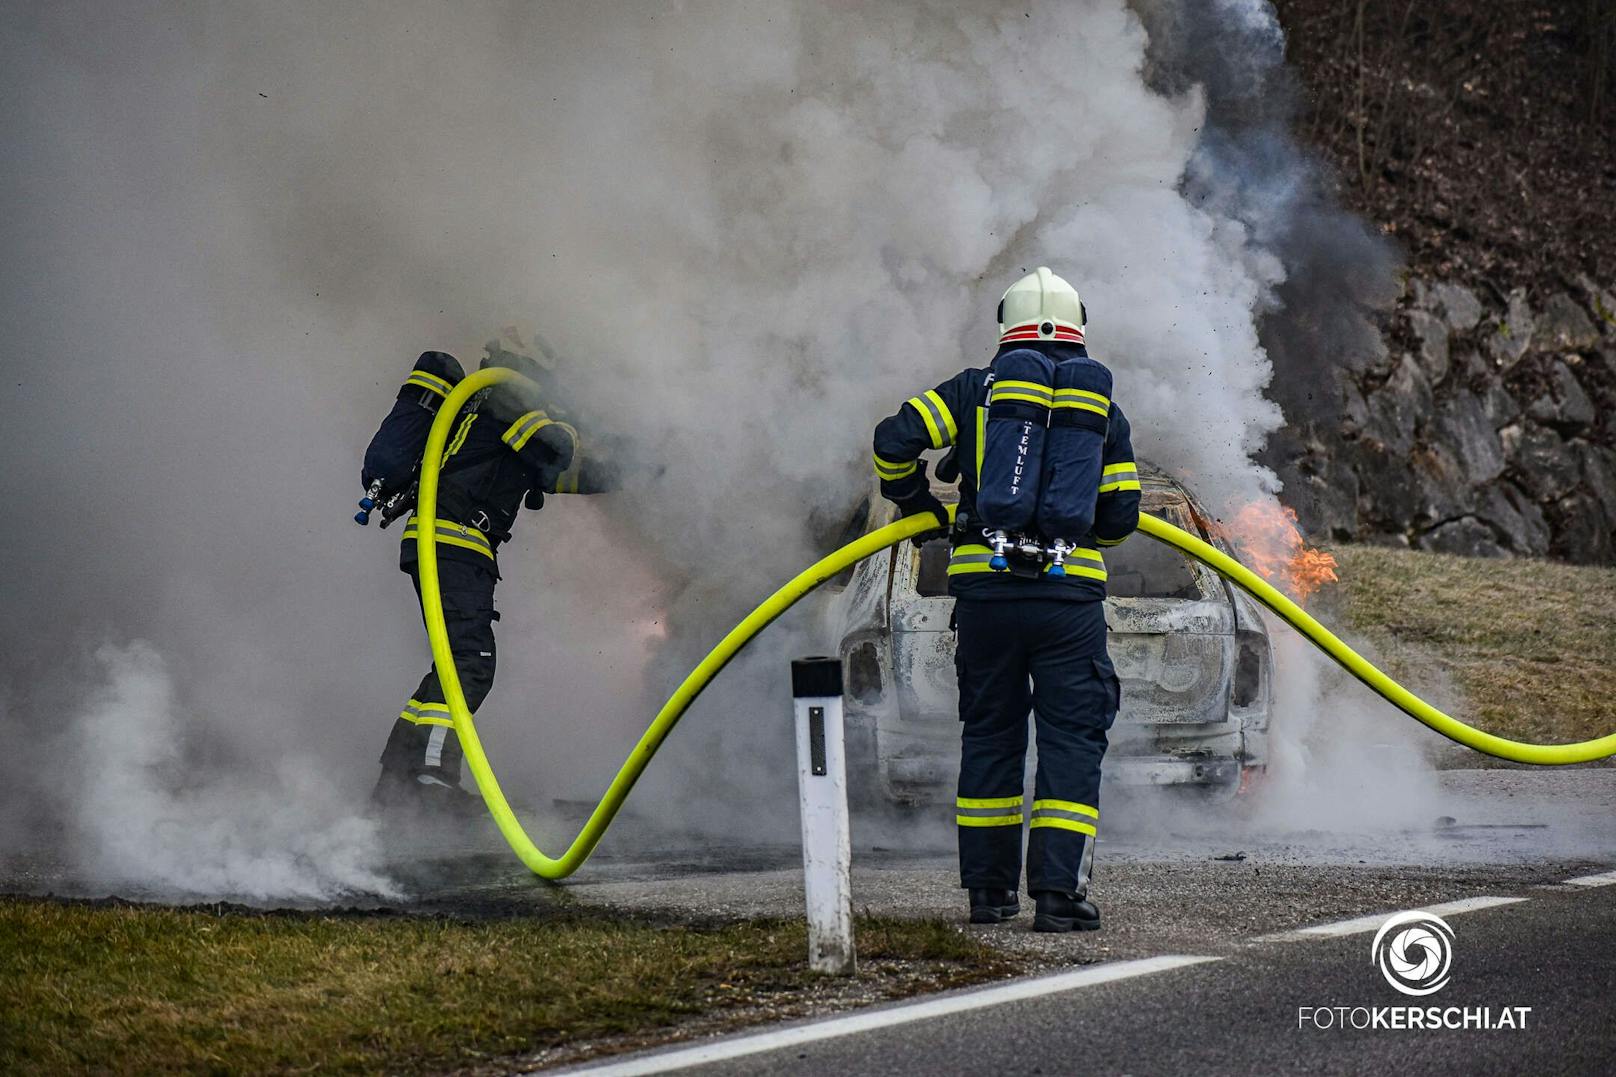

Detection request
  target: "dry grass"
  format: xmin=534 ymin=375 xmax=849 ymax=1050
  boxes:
xmin=1328 ymin=545 xmax=1616 ymax=749
xmin=0 ymin=898 xmax=1016 ymax=1075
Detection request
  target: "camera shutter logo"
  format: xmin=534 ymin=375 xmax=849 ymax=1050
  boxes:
xmin=1372 ymin=911 xmax=1456 ymax=996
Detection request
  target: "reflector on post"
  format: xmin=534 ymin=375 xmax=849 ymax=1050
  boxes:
xmin=791 ymin=656 xmax=855 ymax=974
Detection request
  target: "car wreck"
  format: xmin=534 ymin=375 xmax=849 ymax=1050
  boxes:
xmin=822 ymin=461 xmax=1273 ymax=806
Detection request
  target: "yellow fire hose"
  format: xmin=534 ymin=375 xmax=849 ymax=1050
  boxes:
xmin=414 ymin=367 xmax=1616 ymax=879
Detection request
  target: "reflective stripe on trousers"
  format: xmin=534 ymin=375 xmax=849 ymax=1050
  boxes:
xmin=1028 ymin=798 xmax=1099 ymax=836
xmin=399 ymin=698 xmax=454 ymax=728
xmin=955 ymin=794 xmax=1024 ymax=827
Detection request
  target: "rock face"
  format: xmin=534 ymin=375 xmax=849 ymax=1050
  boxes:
xmin=1267 ymin=279 xmax=1616 ymax=564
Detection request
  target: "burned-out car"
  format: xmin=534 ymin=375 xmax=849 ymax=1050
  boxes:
xmin=822 ymin=462 xmax=1273 ymax=805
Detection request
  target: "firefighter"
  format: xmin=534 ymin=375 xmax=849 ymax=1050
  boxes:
xmin=361 ymin=348 xmax=614 ymax=816
xmin=871 ymin=268 xmax=1141 ymax=932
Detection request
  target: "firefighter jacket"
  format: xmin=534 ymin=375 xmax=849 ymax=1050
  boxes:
xmin=372 ymin=367 xmax=613 ymax=577
xmin=872 ymin=341 xmax=1140 ymax=601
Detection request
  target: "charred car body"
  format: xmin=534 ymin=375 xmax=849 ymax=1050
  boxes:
xmin=823 ymin=462 xmax=1273 ymax=805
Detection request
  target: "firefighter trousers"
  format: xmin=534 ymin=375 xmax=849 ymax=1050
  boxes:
xmin=954 ymin=597 xmax=1119 ymax=897
xmin=379 ymin=557 xmax=499 ymax=785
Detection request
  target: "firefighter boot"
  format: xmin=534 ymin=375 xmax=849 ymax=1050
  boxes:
xmin=968 ymin=888 xmax=1022 ymax=924
xmin=370 ymin=769 xmax=486 ymax=822
xmin=1032 ymin=891 xmax=1101 ymax=933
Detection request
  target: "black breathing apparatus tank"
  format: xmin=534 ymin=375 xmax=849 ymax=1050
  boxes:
xmin=355 ymin=350 xmax=467 ymax=526
xmin=976 ymin=348 xmax=1055 ymax=535
xmin=976 ymin=349 xmax=1112 ymax=575
xmin=1036 ymin=355 xmax=1112 ymax=540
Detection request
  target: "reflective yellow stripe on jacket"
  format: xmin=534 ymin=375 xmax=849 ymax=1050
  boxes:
xmin=401 ymin=516 xmax=496 ymax=561
xmin=906 ymin=389 xmax=958 ymax=449
xmin=503 ymin=411 xmax=586 ymax=491
xmin=442 ymin=413 xmax=477 ymax=464
xmin=974 ymin=405 xmax=986 ymax=481
xmin=1099 ymin=461 xmax=1140 ymax=493
xmin=946 ymin=544 xmax=1106 ymax=582
xmin=874 ymin=452 xmax=918 ymax=481
xmin=502 ymin=409 xmax=556 ymax=452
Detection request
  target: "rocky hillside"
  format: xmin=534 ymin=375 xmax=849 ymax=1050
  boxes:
xmin=1264 ymin=0 xmax=1616 ymax=562
xmin=1275 ymin=279 xmax=1616 ymax=561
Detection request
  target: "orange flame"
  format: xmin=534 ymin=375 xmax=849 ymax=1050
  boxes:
xmin=1215 ymin=501 xmax=1338 ymax=604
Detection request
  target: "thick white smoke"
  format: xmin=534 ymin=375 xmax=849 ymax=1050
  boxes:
xmin=1255 ymin=633 xmax=1449 ymax=833
xmin=0 ymin=1 xmax=1394 ymax=900
xmin=71 ymin=643 xmax=399 ymax=902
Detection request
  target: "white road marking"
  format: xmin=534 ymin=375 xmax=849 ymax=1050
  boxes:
xmin=1253 ymin=895 xmax=1527 ymax=943
xmin=1563 ymin=869 xmax=1616 ymax=888
xmin=561 ymin=955 xmax=1220 ymax=1076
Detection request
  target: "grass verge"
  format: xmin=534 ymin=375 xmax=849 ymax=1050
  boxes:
xmin=0 ymin=897 xmax=1018 ymax=1075
xmin=1328 ymin=544 xmax=1616 ymax=750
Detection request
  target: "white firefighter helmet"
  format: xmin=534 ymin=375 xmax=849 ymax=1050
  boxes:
xmin=997 ymin=266 xmax=1086 ymax=345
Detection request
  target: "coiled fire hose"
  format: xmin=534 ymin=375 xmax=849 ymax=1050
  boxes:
xmin=415 ymin=367 xmax=1616 ymax=879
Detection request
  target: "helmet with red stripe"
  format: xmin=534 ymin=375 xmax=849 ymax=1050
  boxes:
xmin=997 ymin=266 xmax=1086 ymax=345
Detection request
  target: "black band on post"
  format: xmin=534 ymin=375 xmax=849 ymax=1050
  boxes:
xmin=792 ymin=656 xmax=844 ymax=699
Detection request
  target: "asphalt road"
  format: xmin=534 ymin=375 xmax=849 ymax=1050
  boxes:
xmin=566 ymin=875 xmax=1616 ymax=1076
xmin=388 ymin=768 xmax=1616 ymax=971
xmin=7 ymin=768 xmax=1613 ymax=1073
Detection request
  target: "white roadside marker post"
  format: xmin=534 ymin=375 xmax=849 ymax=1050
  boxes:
xmin=791 ymin=656 xmax=855 ymax=974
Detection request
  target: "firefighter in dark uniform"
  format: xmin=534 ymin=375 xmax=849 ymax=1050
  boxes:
xmin=361 ymin=347 xmax=613 ymax=814
xmin=871 ymin=268 xmax=1141 ymax=931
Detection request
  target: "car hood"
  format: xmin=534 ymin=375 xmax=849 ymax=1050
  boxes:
xmin=1106 ymin=596 xmax=1235 ymax=636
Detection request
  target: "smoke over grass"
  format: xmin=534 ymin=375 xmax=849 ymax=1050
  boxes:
xmin=71 ymin=644 xmax=399 ymax=902
xmin=0 ymin=1 xmax=1396 ymax=899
